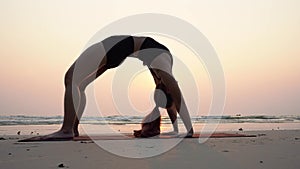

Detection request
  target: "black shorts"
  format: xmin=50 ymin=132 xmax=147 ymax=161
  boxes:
xmin=102 ymin=35 xmax=171 ymax=69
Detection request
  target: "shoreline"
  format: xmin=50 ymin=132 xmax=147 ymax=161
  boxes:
xmin=0 ymin=130 xmax=299 ymax=169
xmin=1 ymin=122 xmax=300 ymax=136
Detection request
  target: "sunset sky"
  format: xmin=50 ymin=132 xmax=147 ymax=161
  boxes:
xmin=0 ymin=0 xmax=299 ymax=117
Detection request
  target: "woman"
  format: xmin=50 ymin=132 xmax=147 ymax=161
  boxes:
xmin=24 ymin=35 xmax=194 ymax=141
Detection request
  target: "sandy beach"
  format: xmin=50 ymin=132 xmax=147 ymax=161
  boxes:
xmin=0 ymin=130 xmax=299 ymax=169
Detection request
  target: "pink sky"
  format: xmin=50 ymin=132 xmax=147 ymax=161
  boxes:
xmin=0 ymin=0 xmax=299 ymax=117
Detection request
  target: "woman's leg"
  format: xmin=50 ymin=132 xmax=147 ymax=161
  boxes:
xmin=22 ymin=42 xmax=108 ymax=141
xmin=61 ymin=42 xmax=108 ymax=137
xmin=63 ymin=63 xmax=107 ymax=137
xmin=72 ymin=65 xmax=108 ymax=136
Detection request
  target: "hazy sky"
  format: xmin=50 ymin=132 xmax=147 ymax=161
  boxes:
xmin=0 ymin=0 xmax=299 ymax=117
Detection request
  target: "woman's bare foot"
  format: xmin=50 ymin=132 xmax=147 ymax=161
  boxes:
xmin=19 ymin=130 xmax=74 ymax=142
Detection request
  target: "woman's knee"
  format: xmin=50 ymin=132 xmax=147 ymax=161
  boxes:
xmin=64 ymin=67 xmax=75 ymax=87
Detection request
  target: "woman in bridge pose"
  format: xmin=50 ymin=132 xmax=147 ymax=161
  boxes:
xmin=26 ymin=35 xmax=194 ymax=141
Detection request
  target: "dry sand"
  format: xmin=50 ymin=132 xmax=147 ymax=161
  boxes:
xmin=0 ymin=130 xmax=299 ymax=169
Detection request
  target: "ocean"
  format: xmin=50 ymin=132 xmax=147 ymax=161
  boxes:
xmin=0 ymin=115 xmax=300 ymax=135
